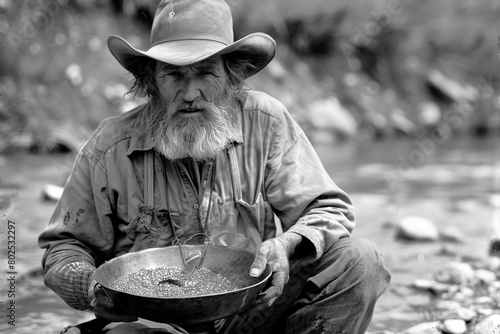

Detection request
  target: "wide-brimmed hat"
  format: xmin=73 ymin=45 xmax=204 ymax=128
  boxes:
xmin=107 ymin=0 xmax=276 ymax=79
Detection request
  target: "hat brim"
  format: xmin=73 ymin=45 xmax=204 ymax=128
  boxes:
xmin=108 ymin=33 xmax=276 ymax=78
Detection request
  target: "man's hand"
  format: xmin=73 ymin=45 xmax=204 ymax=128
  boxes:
xmin=88 ymin=280 xmax=138 ymax=323
xmin=245 ymin=233 xmax=303 ymax=314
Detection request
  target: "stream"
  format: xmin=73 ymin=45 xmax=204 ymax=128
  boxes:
xmin=0 ymin=136 xmax=497 ymax=334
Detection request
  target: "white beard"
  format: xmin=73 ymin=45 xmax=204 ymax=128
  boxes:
xmin=149 ymin=94 xmax=241 ymax=162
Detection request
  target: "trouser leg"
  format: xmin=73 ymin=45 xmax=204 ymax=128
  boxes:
xmin=218 ymin=237 xmax=391 ymax=334
xmin=286 ymin=237 xmax=391 ymax=334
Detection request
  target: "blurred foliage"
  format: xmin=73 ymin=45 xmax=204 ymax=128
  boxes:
xmin=0 ymin=0 xmax=151 ymax=152
xmin=0 ymin=0 xmax=497 ymax=152
xmin=231 ymin=0 xmax=498 ymax=139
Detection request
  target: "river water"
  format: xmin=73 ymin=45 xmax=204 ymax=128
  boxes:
xmin=0 ymin=136 xmax=497 ymax=333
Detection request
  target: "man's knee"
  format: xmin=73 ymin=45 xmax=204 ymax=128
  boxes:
xmin=321 ymin=237 xmax=391 ymax=296
xmin=340 ymin=238 xmax=391 ymax=296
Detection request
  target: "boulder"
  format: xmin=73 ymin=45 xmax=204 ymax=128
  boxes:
xmin=307 ymin=97 xmax=358 ymax=138
xmin=439 ymin=226 xmax=465 ymax=243
xmin=441 ymin=319 xmax=467 ymax=334
xmin=395 ymin=216 xmax=439 ymax=242
xmin=41 ymin=184 xmax=64 ymax=202
xmin=472 ymin=314 xmax=500 ymax=334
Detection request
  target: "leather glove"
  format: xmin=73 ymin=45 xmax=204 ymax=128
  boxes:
xmin=88 ymin=279 xmax=138 ymax=323
xmin=243 ymin=232 xmax=304 ymax=315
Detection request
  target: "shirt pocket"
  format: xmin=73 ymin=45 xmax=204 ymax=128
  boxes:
xmin=236 ymin=192 xmax=279 ymax=242
xmin=124 ymin=208 xmax=175 ymax=252
xmin=235 ymin=193 xmax=266 ymax=239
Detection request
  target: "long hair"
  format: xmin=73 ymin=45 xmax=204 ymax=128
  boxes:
xmin=127 ymin=57 xmax=158 ymax=98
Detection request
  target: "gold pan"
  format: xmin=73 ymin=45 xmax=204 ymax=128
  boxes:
xmin=93 ymin=245 xmax=272 ymax=324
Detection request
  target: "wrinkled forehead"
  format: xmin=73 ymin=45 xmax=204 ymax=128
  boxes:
xmin=156 ymin=56 xmax=224 ymax=73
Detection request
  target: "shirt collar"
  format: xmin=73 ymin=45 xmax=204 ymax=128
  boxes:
xmin=127 ymin=101 xmax=244 ymax=156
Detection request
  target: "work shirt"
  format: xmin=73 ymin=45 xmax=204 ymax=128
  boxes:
xmin=38 ymin=90 xmax=355 ymax=310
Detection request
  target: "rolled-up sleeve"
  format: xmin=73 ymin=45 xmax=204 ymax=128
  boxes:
xmin=265 ymin=107 xmax=355 ymax=261
xmin=38 ymin=148 xmax=115 ymax=310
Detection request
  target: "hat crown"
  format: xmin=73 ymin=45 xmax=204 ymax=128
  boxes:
xmin=150 ymin=0 xmax=234 ymax=47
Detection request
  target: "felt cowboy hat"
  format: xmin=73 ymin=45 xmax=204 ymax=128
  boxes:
xmin=107 ymin=0 xmax=276 ymax=79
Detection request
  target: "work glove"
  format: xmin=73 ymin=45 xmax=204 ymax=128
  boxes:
xmin=244 ymin=232 xmax=305 ymax=315
xmin=88 ymin=279 xmax=138 ymax=323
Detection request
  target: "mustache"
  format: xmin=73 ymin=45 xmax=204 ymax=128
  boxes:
xmin=176 ymin=101 xmax=208 ymax=112
xmin=169 ymin=95 xmax=225 ymax=114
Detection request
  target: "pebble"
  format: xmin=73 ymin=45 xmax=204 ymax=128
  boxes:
xmin=434 ymin=262 xmax=475 ymax=285
xmin=112 ymin=267 xmax=239 ymax=298
xmin=489 ymin=238 xmax=500 ymax=257
xmin=475 ymin=269 xmax=496 ymax=285
xmin=412 ymin=278 xmax=450 ymax=295
xmin=473 ymin=296 xmax=494 ymax=306
xmin=401 ymin=255 xmax=500 ymax=334
xmin=441 ymin=307 xmax=476 ymax=322
xmin=41 ymin=184 xmax=64 ymax=202
xmin=475 ymin=309 xmax=494 ymax=317
xmin=477 ymin=256 xmax=500 ymax=272
xmin=458 ymin=286 xmax=475 ymax=298
xmin=441 ymin=319 xmax=467 ymax=334
xmin=395 ymin=216 xmax=440 ymax=242
xmin=433 ymin=300 xmax=462 ymax=311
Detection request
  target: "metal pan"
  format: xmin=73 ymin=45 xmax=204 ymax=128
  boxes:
xmin=93 ymin=245 xmax=272 ymax=324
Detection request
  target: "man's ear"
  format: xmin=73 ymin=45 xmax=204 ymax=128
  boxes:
xmin=222 ymin=54 xmax=247 ymax=90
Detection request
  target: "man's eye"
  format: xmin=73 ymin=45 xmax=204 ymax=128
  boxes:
xmin=159 ymin=71 xmax=182 ymax=79
xmin=200 ymin=71 xmax=216 ymax=77
xmin=167 ymin=71 xmax=182 ymax=77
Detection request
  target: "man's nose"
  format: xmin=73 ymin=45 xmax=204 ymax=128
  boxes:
xmin=182 ymin=79 xmax=201 ymax=102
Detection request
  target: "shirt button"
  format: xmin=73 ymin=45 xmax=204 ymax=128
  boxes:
xmin=193 ymin=203 xmax=199 ymax=210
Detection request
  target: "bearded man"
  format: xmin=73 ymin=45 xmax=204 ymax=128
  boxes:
xmin=39 ymin=0 xmax=390 ymax=333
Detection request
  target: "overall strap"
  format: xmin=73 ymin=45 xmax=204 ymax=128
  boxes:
xmin=124 ymin=150 xmax=158 ymax=248
xmin=227 ymin=144 xmax=265 ymax=241
xmin=227 ymin=145 xmax=243 ymax=203
xmin=143 ymin=150 xmax=155 ymax=223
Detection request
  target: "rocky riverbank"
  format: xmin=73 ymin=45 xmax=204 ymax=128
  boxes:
xmin=380 ymin=255 xmax=500 ymax=334
xmin=365 ymin=212 xmax=500 ymax=334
